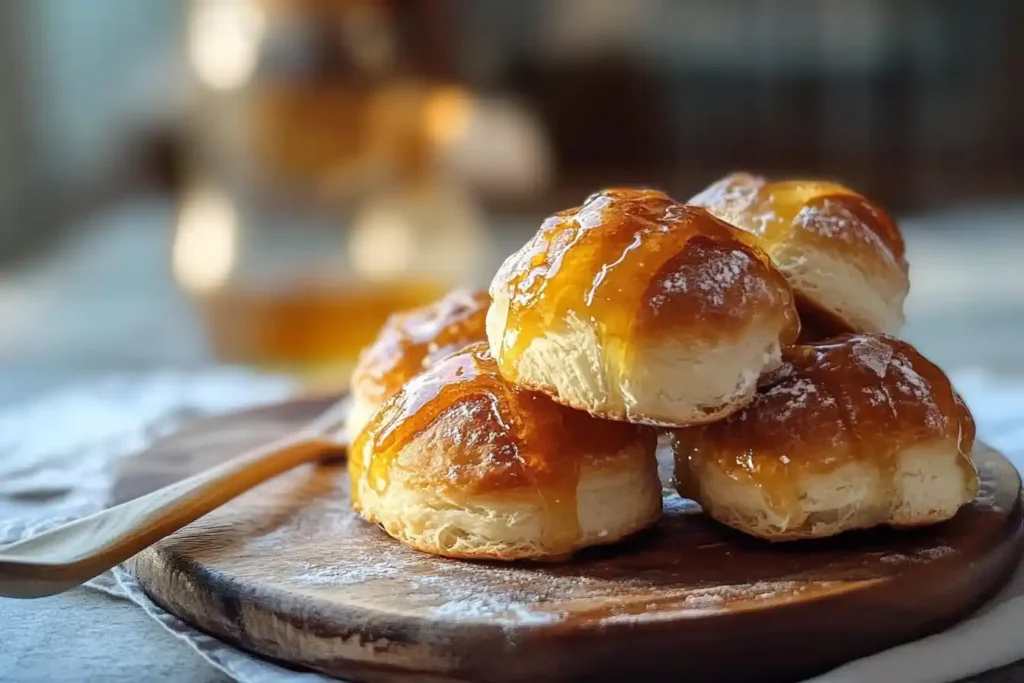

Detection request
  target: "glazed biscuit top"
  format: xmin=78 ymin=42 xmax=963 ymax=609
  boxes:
xmin=675 ymin=334 xmax=977 ymax=513
xmin=490 ymin=188 xmax=799 ymax=372
xmin=350 ymin=288 xmax=490 ymax=406
xmin=689 ymin=173 xmax=907 ymax=278
xmin=351 ymin=343 xmax=655 ymax=546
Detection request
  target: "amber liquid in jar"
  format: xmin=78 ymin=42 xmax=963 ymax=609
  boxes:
xmin=184 ymin=0 xmax=489 ymax=383
xmin=198 ymin=279 xmax=451 ymax=374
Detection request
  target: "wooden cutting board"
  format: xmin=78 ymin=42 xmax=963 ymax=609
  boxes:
xmin=116 ymin=397 xmax=1024 ymax=683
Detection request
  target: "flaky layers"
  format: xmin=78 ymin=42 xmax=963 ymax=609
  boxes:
xmin=346 ymin=288 xmax=490 ymax=440
xmin=690 ymin=173 xmax=909 ymax=338
xmin=674 ymin=334 xmax=978 ymax=540
xmin=350 ymin=343 xmax=661 ymax=560
xmin=488 ymin=188 xmax=800 ymax=426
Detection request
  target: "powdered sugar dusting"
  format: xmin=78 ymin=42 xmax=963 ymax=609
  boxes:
xmin=430 ymin=595 xmax=561 ymax=624
xmin=764 ymin=376 xmax=829 ymax=422
xmin=876 ymin=545 xmax=956 ymax=566
xmin=852 ymin=336 xmax=894 ymax=378
xmin=649 ymin=270 xmax=689 ymax=310
xmin=864 ymin=387 xmax=889 ymax=406
xmin=844 ymin=337 xmax=944 ymax=429
xmin=650 ymin=245 xmax=771 ymax=312
xmin=890 ymin=354 xmax=945 ymax=429
xmin=793 ymin=199 xmax=899 ymax=267
xmin=891 ymin=356 xmax=934 ymax=403
xmin=695 ymin=249 xmax=752 ymax=306
xmin=711 ymin=249 xmax=751 ymax=285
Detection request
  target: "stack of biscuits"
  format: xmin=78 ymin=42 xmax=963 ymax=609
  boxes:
xmin=345 ymin=174 xmax=978 ymax=560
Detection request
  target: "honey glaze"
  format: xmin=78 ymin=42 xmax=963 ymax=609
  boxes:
xmin=675 ymin=334 xmax=978 ymax=519
xmin=689 ymin=173 xmax=907 ymax=272
xmin=491 ymin=188 xmax=799 ymax=377
xmin=350 ymin=288 xmax=490 ymax=405
xmin=351 ymin=342 xmax=653 ymax=549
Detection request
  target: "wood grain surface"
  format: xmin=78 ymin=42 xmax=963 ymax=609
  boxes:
xmin=117 ymin=397 xmax=1024 ymax=683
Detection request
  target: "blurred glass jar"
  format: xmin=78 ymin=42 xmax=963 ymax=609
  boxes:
xmin=177 ymin=0 xmax=549 ymax=384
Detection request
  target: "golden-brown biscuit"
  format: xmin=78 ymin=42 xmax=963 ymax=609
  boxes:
xmin=351 ymin=343 xmax=661 ymax=560
xmin=690 ymin=173 xmax=908 ymax=338
xmin=674 ymin=334 xmax=978 ymax=541
xmin=487 ymin=188 xmax=800 ymax=426
xmin=346 ymin=288 xmax=490 ymax=440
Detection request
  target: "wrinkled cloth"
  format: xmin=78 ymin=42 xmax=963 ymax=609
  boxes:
xmin=1 ymin=368 xmax=1023 ymax=683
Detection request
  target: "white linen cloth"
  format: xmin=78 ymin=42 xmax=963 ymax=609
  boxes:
xmin=1 ymin=368 xmax=1023 ymax=683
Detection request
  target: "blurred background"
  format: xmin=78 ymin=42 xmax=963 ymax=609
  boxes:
xmin=0 ymin=0 xmax=1021 ymax=404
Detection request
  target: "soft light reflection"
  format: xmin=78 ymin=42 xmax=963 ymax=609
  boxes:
xmin=423 ymin=86 xmax=472 ymax=147
xmin=340 ymin=3 xmax=396 ymax=74
xmin=350 ymin=199 xmax=416 ymax=281
xmin=438 ymin=97 xmax=554 ymax=199
xmin=188 ymin=0 xmax=265 ymax=92
xmin=174 ymin=188 xmax=238 ymax=294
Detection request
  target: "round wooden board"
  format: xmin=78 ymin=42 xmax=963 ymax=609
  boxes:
xmin=117 ymin=397 xmax=1024 ymax=683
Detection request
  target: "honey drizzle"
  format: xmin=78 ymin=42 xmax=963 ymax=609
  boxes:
xmin=678 ymin=334 xmax=977 ymax=518
xmin=690 ymin=174 xmax=907 ymax=268
xmin=749 ymin=181 xmax=859 ymax=243
xmin=350 ymin=288 xmax=490 ymax=406
xmin=496 ymin=191 xmax=670 ymax=369
xmin=492 ymin=189 xmax=799 ymax=392
xmin=351 ymin=343 xmax=648 ymax=549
